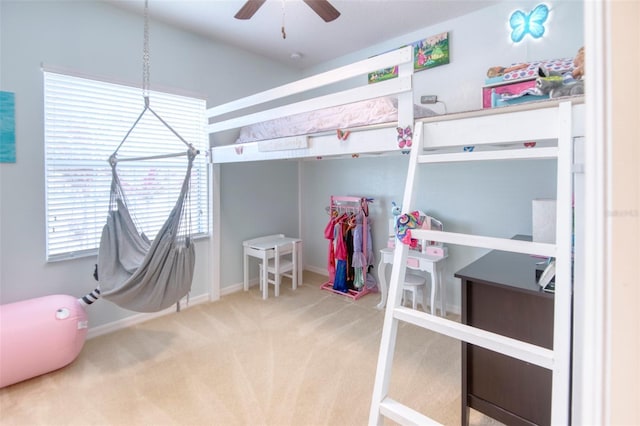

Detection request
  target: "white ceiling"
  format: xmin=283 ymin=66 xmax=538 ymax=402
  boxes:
xmin=106 ymin=0 xmax=498 ymax=69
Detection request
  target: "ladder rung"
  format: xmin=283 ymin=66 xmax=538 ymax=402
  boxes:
xmin=409 ymin=230 xmax=556 ymax=257
xmin=418 ymin=146 xmax=558 ymax=163
xmin=379 ymin=397 xmax=442 ymax=426
xmin=393 ymin=307 xmax=554 ymax=369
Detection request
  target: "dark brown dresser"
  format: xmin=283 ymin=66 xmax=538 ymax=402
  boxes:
xmin=455 ymin=241 xmax=554 ymax=426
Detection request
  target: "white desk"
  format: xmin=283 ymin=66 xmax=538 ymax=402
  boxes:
xmin=377 ymin=247 xmax=448 ymax=315
xmin=243 ymin=234 xmax=302 ymax=299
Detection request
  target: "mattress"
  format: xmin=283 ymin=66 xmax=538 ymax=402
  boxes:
xmin=235 ymin=97 xmax=437 ymax=144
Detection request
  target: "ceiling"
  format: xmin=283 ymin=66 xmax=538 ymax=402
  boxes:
xmin=106 ymin=0 xmax=498 ymax=69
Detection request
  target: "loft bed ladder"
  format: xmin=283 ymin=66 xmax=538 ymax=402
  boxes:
xmin=369 ymin=100 xmax=579 ymax=425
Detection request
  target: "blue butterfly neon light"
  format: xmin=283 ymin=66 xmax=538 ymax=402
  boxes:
xmin=509 ymin=4 xmax=550 ymax=43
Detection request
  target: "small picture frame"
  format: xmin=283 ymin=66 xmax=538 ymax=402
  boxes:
xmin=368 ymin=65 xmax=398 ymax=84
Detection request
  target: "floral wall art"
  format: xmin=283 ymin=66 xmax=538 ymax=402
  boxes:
xmin=368 ymin=31 xmax=450 ymax=84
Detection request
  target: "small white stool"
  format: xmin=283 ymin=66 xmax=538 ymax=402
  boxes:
xmin=402 ymin=272 xmax=428 ymax=311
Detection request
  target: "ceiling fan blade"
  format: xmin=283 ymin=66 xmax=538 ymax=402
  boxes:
xmin=234 ymin=0 xmax=266 ymax=20
xmin=303 ymin=0 xmax=341 ymax=22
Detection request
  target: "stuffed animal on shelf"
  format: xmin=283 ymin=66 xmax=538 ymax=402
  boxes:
xmin=390 ymin=201 xmax=402 ymax=219
xmin=486 ymin=66 xmax=506 ymax=78
xmin=572 ymin=46 xmax=585 ymax=80
xmin=535 ymin=46 xmax=585 ymax=99
xmin=536 ymin=63 xmax=584 ymax=99
xmin=385 ymin=202 xmax=403 ymax=249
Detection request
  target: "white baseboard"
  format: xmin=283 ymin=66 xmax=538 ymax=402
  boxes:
xmin=220 ymin=278 xmax=260 ymax=296
xmin=221 ymin=282 xmax=244 ymax=295
xmin=86 ymin=293 xmax=210 ymax=340
xmin=304 ymin=265 xmax=329 ymax=276
xmin=86 ymin=278 xmax=264 ymax=340
xmin=446 ymin=303 xmax=461 ymax=316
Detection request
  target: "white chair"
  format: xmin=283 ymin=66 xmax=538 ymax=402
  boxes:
xmin=403 ymin=218 xmax=444 ymax=313
xmin=402 ymin=226 xmax=442 ymax=312
xmin=402 ymin=271 xmax=429 ymax=311
xmin=259 ymin=240 xmax=299 ymax=298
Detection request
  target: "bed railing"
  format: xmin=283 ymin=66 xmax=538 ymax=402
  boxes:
xmin=206 ymin=45 xmax=415 ymax=135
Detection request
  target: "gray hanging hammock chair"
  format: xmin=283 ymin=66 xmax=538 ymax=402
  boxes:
xmin=96 ymin=148 xmax=198 ymax=312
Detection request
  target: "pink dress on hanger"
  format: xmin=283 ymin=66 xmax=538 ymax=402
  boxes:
xmin=324 ymin=214 xmax=339 ymax=282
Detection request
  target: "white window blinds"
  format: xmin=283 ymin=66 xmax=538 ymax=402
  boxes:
xmin=44 ymin=71 xmax=208 ymax=261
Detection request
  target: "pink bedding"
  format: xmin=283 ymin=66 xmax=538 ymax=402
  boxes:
xmin=236 ymin=97 xmax=436 ymax=143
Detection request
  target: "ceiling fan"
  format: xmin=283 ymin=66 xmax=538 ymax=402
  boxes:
xmin=234 ymin=0 xmax=341 ymax=23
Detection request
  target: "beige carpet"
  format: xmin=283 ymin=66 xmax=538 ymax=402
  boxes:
xmin=0 ymin=272 xmax=501 ymax=426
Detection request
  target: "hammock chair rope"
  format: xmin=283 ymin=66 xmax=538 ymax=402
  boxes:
xmin=143 ymin=0 xmax=150 ymax=98
xmin=80 ymin=0 xmax=199 ymax=313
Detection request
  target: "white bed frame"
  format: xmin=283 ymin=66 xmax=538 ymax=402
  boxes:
xmin=207 ymin=46 xmax=416 ymax=163
xmin=206 ymin=46 xmax=586 ymax=425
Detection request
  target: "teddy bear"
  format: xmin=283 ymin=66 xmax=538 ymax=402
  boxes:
xmin=572 ymin=46 xmax=585 ymax=80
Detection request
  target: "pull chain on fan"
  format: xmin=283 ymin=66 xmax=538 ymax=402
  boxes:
xmin=281 ymin=0 xmax=286 ymax=39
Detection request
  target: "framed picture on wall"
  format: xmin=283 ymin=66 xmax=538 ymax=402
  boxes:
xmin=0 ymin=91 xmax=16 ymax=163
xmin=367 ymin=65 xmax=399 ymax=84
xmin=414 ymin=31 xmax=450 ymax=72
xmin=368 ymin=31 xmax=450 ymax=83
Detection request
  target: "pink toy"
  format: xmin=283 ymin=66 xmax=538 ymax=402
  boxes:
xmin=0 ymin=294 xmax=88 ymax=388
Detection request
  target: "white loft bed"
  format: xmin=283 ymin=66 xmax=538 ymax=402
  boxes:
xmin=206 ymin=47 xmax=586 ymax=424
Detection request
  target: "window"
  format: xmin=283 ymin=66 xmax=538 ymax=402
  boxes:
xmin=44 ymin=71 xmax=208 ymax=261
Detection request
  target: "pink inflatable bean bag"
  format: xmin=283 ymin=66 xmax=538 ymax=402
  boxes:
xmin=0 ymin=294 xmax=88 ymax=387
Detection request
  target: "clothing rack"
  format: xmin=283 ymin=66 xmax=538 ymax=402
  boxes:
xmin=321 ymin=195 xmax=374 ymax=300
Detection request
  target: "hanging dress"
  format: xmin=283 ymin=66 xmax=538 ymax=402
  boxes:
xmin=345 ymin=215 xmax=356 ymax=290
xmin=332 ymin=216 xmax=349 ymax=293
xmin=324 ymin=212 xmax=339 ymax=282
xmin=351 ymin=213 xmax=367 ymax=290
